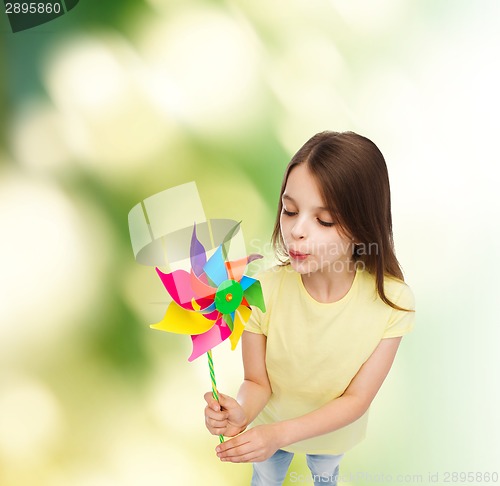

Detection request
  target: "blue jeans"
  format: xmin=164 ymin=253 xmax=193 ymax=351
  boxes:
xmin=251 ymin=449 xmax=343 ymax=485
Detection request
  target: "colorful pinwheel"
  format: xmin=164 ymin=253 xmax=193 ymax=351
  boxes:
xmin=151 ymin=223 xmax=266 ymax=443
xmin=151 ymin=223 xmax=266 ymax=361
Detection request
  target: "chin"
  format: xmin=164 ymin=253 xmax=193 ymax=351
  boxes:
xmin=290 ymin=260 xmax=319 ymax=274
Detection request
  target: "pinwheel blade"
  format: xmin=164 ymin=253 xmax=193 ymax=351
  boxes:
xmin=225 ymin=256 xmax=248 ymax=283
xmin=188 ymin=318 xmax=231 ymax=361
xmin=223 ymin=312 xmax=234 ymax=331
xmin=243 ymin=280 xmax=266 ymax=312
xmin=190 ymin=224 xmax=207 ymax=277
xmin=203 ymin=246 xmax=228 ymax=287
xmin=190 ymin=270 xmax=216 ymax=300
xmin=221 ymin=221 xmax=241 ymax=261
xmin=229 ymin=306 xmax=252 ymax=350
xmin=156 ymin=268 xmax=196 ymax=309
xmin=151 ymin=301 xmax=215 ymax=335
xmin=227 ymin=253 xmax=263 ymax=281
xmin=240 ymin=275 xmax=256 ymax=291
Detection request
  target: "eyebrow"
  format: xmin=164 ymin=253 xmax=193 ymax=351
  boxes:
xmin=282 ymin=194 xmax=329 ymax=211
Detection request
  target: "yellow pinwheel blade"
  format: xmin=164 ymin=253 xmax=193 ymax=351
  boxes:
xmin=151 ymin=301 xmax=214 ymax=335
xmin=229 ymin=306 xmax=252 ymax=350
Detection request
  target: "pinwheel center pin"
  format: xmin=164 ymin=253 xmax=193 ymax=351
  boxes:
xmin=215 ymin=279 xmax=244 ymax=314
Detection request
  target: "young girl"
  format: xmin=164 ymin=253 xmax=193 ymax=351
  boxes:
xmin=204 ymin=131 xmax=415 ymax=486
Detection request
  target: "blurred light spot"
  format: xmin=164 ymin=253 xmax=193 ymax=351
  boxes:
xmin=10 ymin=100 xmax=70 ymax=172
xmin=0 ymin=172 xmax=110 ymax=362
xmin=45 ymin=36 xmax=129 ymax=111
xmin=333 ymin=0 xmax=406 ymax=33
xmin=139 ymin=8 xmax=262 ymax=134
xmin=123 ymin=264 xmax=169 ymax=326
xmin=50 ymin=469 xmax=119 ymax=486
xmin=110 ymin=435 xmax=204 ymax=485
xmin=267 ymin=33 xmax=355 ymax=153
xmin=148 ymin=369 xmax=202 ymax=436
xmin=197 ymin=170 xmax=274 ymax=255
xmin=0 ymin=375 xmax=63 ymax=461
xmin=43 ymin=34 xmax=174 ymax=169
xmin=352 ymin=67 xmax=426 ymax=157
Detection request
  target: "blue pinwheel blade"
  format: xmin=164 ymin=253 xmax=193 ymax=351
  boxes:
xmin=203 ymin=246 xmax=228 ymax=286
xmin=240 ymin=275 xmax=256 ymax=291
xmin=200 ymin=302 xmax=217 ymax=313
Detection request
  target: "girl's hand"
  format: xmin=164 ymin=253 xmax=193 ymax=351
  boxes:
xmin=204 ymin=392 xmax=247 ymax=438
xmin=215 ymin=424 xmax=282 ymax=463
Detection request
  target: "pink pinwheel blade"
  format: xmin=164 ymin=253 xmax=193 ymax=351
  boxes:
xmin=188 ymin=317 xmax=231 ymax=361
xmin=190 ymin=270 xmax=216 ymax=301
xmin=156 ymin=268 xmax=196 ymax=309
xmin=201 ymin=307 xmax=219 ymax=320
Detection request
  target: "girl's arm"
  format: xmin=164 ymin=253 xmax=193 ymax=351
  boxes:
xmin=216 ymin=336 xmax=403 ymax=462
xmin=236 ymin=330 xmax=272 ymax=425
xmin=204 ymin=331 xmax=271 ymax=437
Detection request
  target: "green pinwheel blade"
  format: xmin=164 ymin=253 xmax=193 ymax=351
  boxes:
xmin=244 ymin=280 xmax=266 ymax=312
xmin=221 ymin=221 xmax=241 ymax=261
xmin=223 ymin=313 xmax=234 ymax=331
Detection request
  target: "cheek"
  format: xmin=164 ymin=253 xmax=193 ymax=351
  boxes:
xmin=279 ymin=215 xmax=288 ymax=237
xmin=317 ymin=235 xmax=349 ymax=258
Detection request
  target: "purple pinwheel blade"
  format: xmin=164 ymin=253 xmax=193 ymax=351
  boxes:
xmin=203 ymin=246 xmax=228 ymax=287
xmin=190 ymin=224 xmax=207 ymax=277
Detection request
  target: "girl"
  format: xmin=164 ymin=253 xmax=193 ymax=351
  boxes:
xmin=204 ymin=131 xmax=415 ymax=486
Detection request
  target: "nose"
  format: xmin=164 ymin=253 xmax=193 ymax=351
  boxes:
xmin=290 ymin=217 xmax=307 ymax=240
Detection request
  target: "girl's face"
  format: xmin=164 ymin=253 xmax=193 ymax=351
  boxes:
xmin=280 ymin=163 xmax=354 ymax=276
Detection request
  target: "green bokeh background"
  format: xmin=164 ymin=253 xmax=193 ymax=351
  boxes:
xmin=1 ymin=1 xmax=499 ymax=485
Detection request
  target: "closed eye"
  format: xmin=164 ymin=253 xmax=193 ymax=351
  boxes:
xmin=282 ymin=209 xmax=297 ymax=216
xmin=317 ymin=219 xmax=335 ymax=227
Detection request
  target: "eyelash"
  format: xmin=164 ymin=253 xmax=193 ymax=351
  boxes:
xmin=282 ymin=209 xmax=335 ymax=227
xmin=318 ymin=219 xmax=335 ymax=228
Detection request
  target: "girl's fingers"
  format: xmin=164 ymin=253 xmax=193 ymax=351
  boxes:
xmin=204 ymin=406 xmax=228 ymax=421
xmin=203 ymin=392 xmax=221 ymax=411
xmin=205 ymin=415 xmax=227 ymax=428
xmin=216 ymin=441 xmax=256 ymax=463
xmin=205 ymin=415 xmax=228 ymax=435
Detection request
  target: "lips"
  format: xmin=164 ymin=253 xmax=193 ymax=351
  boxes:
xmin=289 ymin=249 xmax=309 ymax=261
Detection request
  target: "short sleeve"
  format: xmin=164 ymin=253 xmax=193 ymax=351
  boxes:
xmin=244 ymin=305 xmax=265 ymax=335
xmin=383 ymin=283 xmax=416 ymax=338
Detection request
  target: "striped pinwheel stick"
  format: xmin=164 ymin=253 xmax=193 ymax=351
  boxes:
xmin=207 ymin=349 xmax=225 ymax=443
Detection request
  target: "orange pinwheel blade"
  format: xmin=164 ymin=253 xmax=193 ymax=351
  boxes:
xmin=225 ymin=256 xmax=248 ymax=282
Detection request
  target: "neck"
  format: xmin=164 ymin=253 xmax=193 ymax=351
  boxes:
xmin=301 ymin=261 xmax=357 ymax=303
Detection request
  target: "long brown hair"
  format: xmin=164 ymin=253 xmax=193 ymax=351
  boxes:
xmin=272 ymin=130 xmax=409 ymax=311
